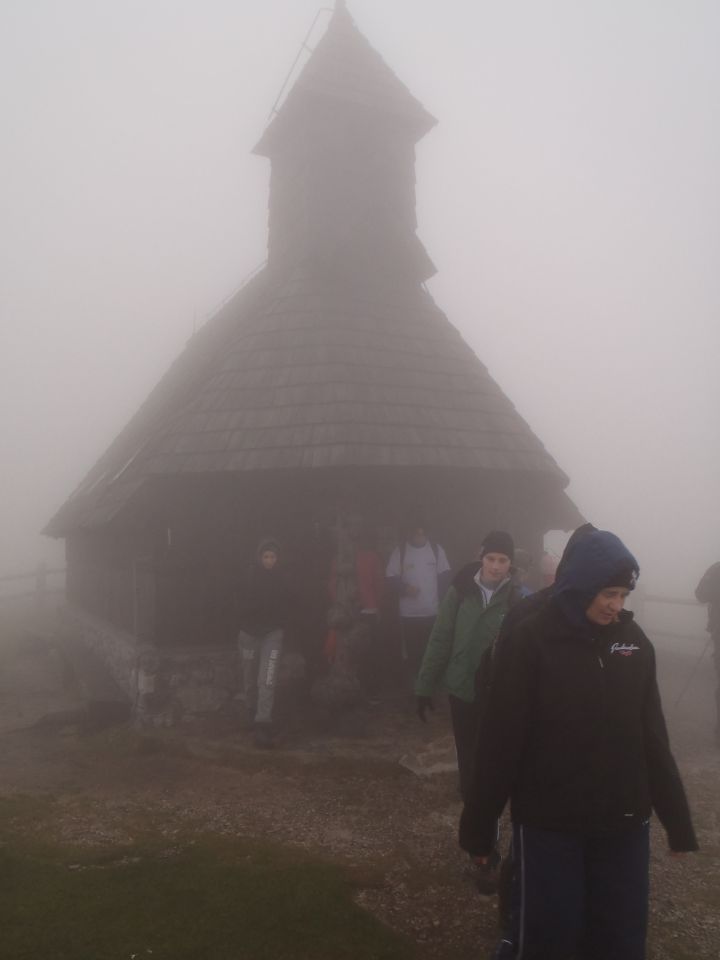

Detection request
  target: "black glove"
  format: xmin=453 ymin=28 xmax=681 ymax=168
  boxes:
xmin=416 ymin=696 xmax=434 ymax=723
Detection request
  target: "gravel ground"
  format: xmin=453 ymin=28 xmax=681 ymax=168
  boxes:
xmin=0 ymin=615 xmax=718 ymax=959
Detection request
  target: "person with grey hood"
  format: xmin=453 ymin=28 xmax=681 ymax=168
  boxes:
xmin=460 ymin=530 xmax=697 ymax=960
xmin=237 ymin=538 xmax=293 ymax=748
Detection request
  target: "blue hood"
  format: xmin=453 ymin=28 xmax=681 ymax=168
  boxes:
xmin=552 ymin=530 xmax=639 ymax=630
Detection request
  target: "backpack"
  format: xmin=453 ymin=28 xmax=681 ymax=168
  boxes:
xmin=474 ymin=582 xmax=524 ymax=703
xmin=384 ymin=541 xmax=443 ymax=619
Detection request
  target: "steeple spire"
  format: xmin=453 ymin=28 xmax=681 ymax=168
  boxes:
xmin=254 ymin=4 xmax=437 ymax=282
xmin=332 ymin=0 xmax=352 ymax=26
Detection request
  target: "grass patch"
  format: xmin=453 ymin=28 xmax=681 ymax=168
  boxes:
xmin=0 ymin=826 xmax=412 ymax=960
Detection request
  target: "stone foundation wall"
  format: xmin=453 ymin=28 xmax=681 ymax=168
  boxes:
xmin=61 ymin=605 xmax=305 ymax=727
xmin=135 ymin=644 xmax=237 ymax=727
xmin=61 ymin=604 xmax=139 ymax=698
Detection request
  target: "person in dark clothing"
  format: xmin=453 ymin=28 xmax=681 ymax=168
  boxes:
xmin=482 ymin=523 xmax=597 ymax=928
xmin=237 ymin=538 xmax=293 ymax=748
xmin=460 ymin=530 xmax=697 ymax=960
xmin=695 ymin=560 xmax=720 ymax=745
xmin=475 ymin=524 xmax=599 ymax=727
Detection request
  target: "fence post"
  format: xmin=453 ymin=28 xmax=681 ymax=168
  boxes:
xmin=133 ymin=558 xmax=155 ymax=642
xmin=35 ymin=562 xmax=48 ymax=608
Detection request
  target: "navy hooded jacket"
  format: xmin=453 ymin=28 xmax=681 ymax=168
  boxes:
xmin=552 ymin=530 xmax=639 ymax=630
xmin=460 ymin=532 xmax=697 ymax=856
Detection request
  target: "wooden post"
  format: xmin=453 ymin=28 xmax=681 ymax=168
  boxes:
xmin=35 ymin=561 xmax=48 ymax=608
xmin=132 ymin=558 xmax=156 ymax=642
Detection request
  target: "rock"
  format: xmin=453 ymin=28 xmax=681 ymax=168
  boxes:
xmin=398 ymin=735 xmax=458 ymax=777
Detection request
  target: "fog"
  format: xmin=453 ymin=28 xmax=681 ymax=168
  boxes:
xmin=2 ymin=0 xmax=718 ymax=598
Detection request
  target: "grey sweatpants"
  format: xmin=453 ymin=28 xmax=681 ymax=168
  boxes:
xmin=238 ymin=629 xmax=284 ymax=724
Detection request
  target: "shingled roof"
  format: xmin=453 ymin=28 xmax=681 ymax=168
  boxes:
xmin=46 ymin=4 xmax=579 ymax=537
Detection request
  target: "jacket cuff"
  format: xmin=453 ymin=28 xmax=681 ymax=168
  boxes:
xmin=458 ymin=808 xmax=496 ymax=857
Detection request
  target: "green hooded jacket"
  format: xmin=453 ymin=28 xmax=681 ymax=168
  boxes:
xmin=414 ymin=563 xmax=516 ymax=703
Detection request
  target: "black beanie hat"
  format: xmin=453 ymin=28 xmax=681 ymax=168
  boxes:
xmin=480 ymin=530 xmax=514 ymax=562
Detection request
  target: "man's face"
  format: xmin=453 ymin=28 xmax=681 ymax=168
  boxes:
xmin=261 ymin=550 xmax=278 ymax=570
xmin=411 ymin=527 xmax=428 ymax=548
xmin=586 ymin=587 xmax=629 ymax=625
xmin=481 ymin=552 xmax=512 ymax=585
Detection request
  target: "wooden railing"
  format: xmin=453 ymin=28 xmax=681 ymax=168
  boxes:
xmin=641 ymin=594 xmax=698 ymax=607
xmin=630 ymin=590 xmax=706 ymax=645
xmin=0 ymin=564 xmax=66 ymax=604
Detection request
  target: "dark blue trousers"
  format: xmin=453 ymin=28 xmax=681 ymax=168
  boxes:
xmin=494 ymin=822 xmax=650 ymax=960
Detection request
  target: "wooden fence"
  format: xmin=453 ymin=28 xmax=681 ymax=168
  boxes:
xmin=0 ymin=564 xmax=66 ymax=605
xmin=630 ymin=590 xmax=706 ymax=646
xmin=641 ymin=594 xmax=698 ymax=608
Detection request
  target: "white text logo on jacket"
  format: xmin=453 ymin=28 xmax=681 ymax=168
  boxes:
xmin=610 ymin=642 xmax=640 ymax=657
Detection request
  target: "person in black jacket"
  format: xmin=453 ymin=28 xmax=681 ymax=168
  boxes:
xmin=460 ymin=530 xmax=697 ymax=960
xmin=237 ymin=538 xmax=293 ymax=748
xmin=695 ymin=560 xmax=720 ymax=745
xmin=477 ymin=524 xmax=597 ymax=921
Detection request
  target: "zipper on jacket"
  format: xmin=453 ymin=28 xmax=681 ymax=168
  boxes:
xmin=592 ymin=636 xmax=611 ymax=826
xmin=593 ymin=637 xmax=605 ymax=670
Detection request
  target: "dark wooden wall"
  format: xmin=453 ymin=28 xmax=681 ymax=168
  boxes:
xmin=65 ymin=467 xmax=568 ymax=650
xmin=265 ymin=104 xmax=434 ymax=284
xmin=66 ymin=527 xmax=153 ymax=634
xmin=146 ymin=468 xmax=558 ymax=646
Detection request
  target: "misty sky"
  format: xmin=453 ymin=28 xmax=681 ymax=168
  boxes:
xmin=1 ymin=0 xmax=718 ymax=596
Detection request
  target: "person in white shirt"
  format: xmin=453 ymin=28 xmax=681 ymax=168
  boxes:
xmin=386 ymin=523 xmax=451 ymax=687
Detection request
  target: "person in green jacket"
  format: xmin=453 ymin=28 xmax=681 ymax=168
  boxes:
xmin=415 ymin=530 xmax=518 ymax=803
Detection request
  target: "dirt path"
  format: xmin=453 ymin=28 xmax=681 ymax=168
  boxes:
xmin=1 ymin=615 xmax=718 ymax=959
